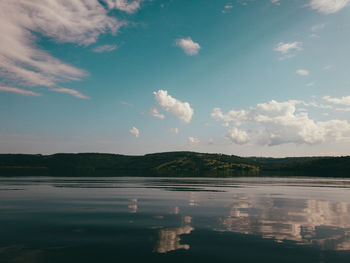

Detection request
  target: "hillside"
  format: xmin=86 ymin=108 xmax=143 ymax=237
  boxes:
xmin=0 ymin=152 xmax=349 ymax=177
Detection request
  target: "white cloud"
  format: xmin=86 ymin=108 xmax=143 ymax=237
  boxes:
xmin=171 ymin=128 xmax=179 ymax=134
xmin=303 ymin=101 xmax=333 ymax=110
xmin=311 ymin=23 xmax=325 ymax=31
xmin=175 ymin=37 xmax=201 ymax=56
xmin=149 ymin=106 xmax=165 ymax=119
xmin=306 ymin=82 xmax=314 ymax=87
xmin=309 ymin=0 xmax=348 ymax=14
xmin=222 ymin=4 xmax=234 ymax=13
xmin=104 ymin=0 xmax=142 ymax=14
xmin=274 ymin=42 xmax=303 ymax=59
xmin=121 ymin=101 xmax=133 ymax=106
xmin=323 ymin=95 xmax=350 ymax=106
xmin=212 ymin=100 xmax=350 ymax=146
xmin=271 ymin=0 xmax=280 ymax=5
xmin=129 ymin=126 xmax=139 ymax=137
xmin=153 ymin=90 xmax=194 ymax=123
xmin=92 ymin=44 xmax=118 ymax=53
xmin=50 ymin=87 xmax=89 ymax=99
xmin=0 ymin=0 xmax=142 ymax=98
xmin=226 ymin=127 xmax=250 ymax=145
xmin=0 ymin=86 xmax=42 ymax=96
xmin=296 ymin=69 xmax=309 ymax=76
xmin=274 ymin=42 xmax=303 ymax=54
xmin=188 ymin=137 xmax=200 ymax=144
xmin=310 ymin=33 xmax=320 ymax=38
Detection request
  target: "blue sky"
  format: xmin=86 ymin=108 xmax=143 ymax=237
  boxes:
xmin=1 ymin=0 xmax=350 ymax=156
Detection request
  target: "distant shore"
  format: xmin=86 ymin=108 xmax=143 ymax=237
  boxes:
xmin=0 ymin=152 xmax=349 ymax=177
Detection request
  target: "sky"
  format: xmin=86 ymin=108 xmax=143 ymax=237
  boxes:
xmin=1 ymin=0 xmax=350 ymax=157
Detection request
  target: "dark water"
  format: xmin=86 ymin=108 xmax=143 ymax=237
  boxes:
xmin=1 ymin=177 xmax=350 ymax=263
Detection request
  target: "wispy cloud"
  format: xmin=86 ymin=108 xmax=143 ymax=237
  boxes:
xmin=50 ymin=88 xmax=89 ymax=99
xmin=149 ymin=106 xmax=165 ymax=119
xmin=271 ymin=0 xmax=280 ymax=6
xmin=0 ymin=86 xmax=42 ymax=96
xmin=311 ymin=23 xmax=325 ymax=31
xmin=274 ymin=42 xmax=303 ymax=59
xmin=92 ymin=44 xmax=118 ymax=53
xmin=175 ymin=37 xmax=201 ymax=56
xmin=222 ymin=3 xmax=234 ymax=13
xmin=323 ymin=65 xmax=333 ymax=70
xmin=296 ymin=69 xmax=309 ymax=76
xmin=308 ymin=0 xmax=348 ymax=14
xmin=309 ymin=23 xmax=325 ymax=38
xmin=104 ymin=0 xmax=143 ymax=14
xmin=323 ymin=95 xmax=350 ymax=106
xmin=154 ymin=90 xmax=194 ymax=123
xmin=121 ymin=101 xmax=133 ymax=106
xmin=0 ymin=1 xmax=142 ymax=99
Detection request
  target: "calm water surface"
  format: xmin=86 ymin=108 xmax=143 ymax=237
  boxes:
xmin=1 ymin=176 xmax=350 ymax=262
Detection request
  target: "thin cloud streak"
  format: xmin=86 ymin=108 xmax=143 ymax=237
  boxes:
xmin=0 ymin=86 xmax=42 ymax=96
xmin=92 ymin=44 xmax=118 ymax=53
xmin=50 ymin=88 xmax=89 ymax=99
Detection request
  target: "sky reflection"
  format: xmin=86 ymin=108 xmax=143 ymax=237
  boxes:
xmin=1 ymin=176 xmax=350 ymax=261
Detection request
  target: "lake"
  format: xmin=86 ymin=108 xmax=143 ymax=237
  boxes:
xmin=1 ymin=176 xmax=350 ymax=263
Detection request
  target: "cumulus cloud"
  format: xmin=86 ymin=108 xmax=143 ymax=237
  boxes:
xmin=92 ymin=44 xmax=118 ymax=53
xmin=175 ymin=37 xmax=201 ymax=56
xmin=0 ymin=86 xmax=42 ymax=96
xmin=153 ymin=90 xmax=194 ymax=123
xmin=0 ymin=0 xmax=141 ymax=98
xmin=226 ymin=127 xmax=250 ymax=145
xmin=323 ymin=95 xmax=350 ymax=106
xmin=188 ymin=137 xmax=200 ymax=144
xmin=129 ymin=126 xmax=139 ymax=137
xmin=149 ymin=106 xmax=165 ymax=119
xmin=50 ymin=87 xmax=89 ymax=99
xmin=308 ymin=0 xmax=348 ymax=14
xmin=212 ymin=100 xmax=350 ymax=146
xmin=274 ymin=42 xmax=303 ymax=59
xmin=271 ymin=0 xmax=280 ymax=5
xmin=296 ymin=69 xmax=309 ymax=76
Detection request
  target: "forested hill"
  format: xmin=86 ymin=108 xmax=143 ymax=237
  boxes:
xmin=0 ymin=152 xmax=349 ymax=177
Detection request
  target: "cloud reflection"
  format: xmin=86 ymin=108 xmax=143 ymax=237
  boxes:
xmin=128 ymin=198 xmax=138 ymax=213
xmin=215 ymin=194 xmax=350 ymax=250
xmin=155 ymin=216 xmax=194 ymax=253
